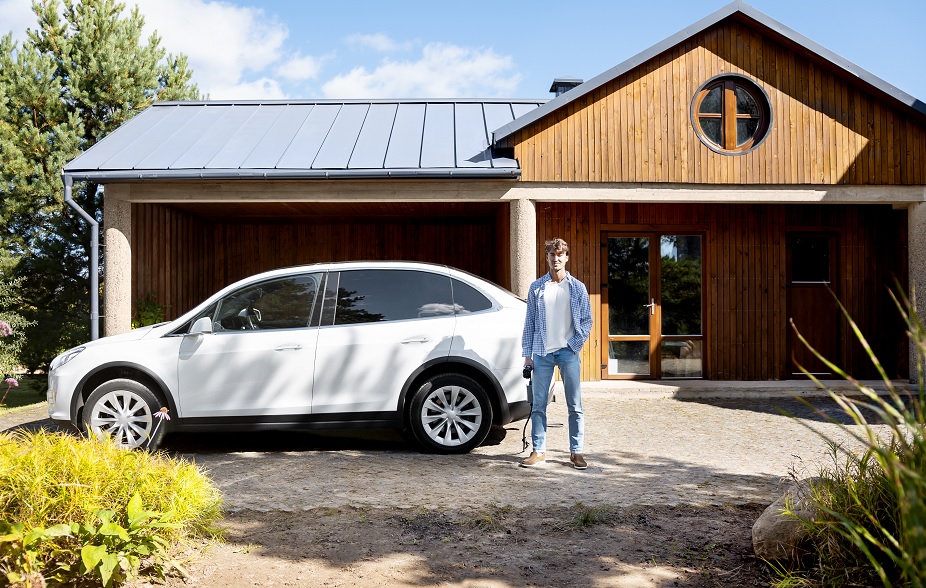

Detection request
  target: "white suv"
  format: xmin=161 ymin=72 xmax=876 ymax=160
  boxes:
xmin=48 ymin=262 xmax=529 ymax=453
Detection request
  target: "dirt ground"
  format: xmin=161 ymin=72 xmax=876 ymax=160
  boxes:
xmin=146 ymin=503 xmax=770 ymax=588
xmin=8 ymin=390 xmax=864 ymax=588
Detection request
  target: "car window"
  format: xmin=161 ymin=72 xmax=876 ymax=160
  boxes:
xmin=210 ymin=274 xmax=320 ymax=331
xmin=450 ymin=278 xmax=494 ymax=313
xmin=327 ymin=270 xmax=454 ymax=325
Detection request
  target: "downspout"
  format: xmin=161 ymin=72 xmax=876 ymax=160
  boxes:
xmin=62 ymin=173 xmax=100 ymax=340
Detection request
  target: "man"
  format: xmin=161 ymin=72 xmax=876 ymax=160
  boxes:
xmin=520 ymin=238 xmax=593 ymax=469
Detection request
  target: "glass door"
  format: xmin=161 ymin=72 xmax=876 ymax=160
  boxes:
xmin=603 ymin=233 xmax=704 ymax=379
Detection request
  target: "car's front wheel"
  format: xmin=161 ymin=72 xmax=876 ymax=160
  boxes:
xmin=81 ymin=379 xmax=167 ymax=450
xmin=409 ymin=373 xmax=493 ymax=454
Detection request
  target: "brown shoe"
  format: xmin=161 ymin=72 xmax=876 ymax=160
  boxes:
xmin=520 ymin=451 xmax=546 ymax=467
xmin=570 ymin=453 xmax=588 ymax=470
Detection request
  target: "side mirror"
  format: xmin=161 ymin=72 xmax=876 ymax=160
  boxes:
xmin=188 ymin=316 xmax=213 ymax=335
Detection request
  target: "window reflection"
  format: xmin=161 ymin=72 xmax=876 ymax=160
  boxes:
xmin=331 ymin=270 xmax=455 ymax=325
xmin=660 ymin=236 xmax=702 ymax=336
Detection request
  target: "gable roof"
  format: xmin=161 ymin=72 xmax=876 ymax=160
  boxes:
xmin=492 ymin=0 xmax=926 ymax=142
xmin=63 ymin=99 xmax=545 ymax=182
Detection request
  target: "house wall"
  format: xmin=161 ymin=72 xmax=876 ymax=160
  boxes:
xmin=131 ymin=202 xmax=505 ymax=322
xmin=534 ymin=202 xmax=907 ymax=381
xmin=511 ymin=20 xmax=926 ymax=185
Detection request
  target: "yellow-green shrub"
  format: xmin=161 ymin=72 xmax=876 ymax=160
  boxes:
xmin=0 ymin=429 xmax=222 ymax=585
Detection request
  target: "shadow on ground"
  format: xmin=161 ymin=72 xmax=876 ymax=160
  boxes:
xmin=677 ymin=396 xmax=905 ymax=425
xmin=176 ymin=502 xmax=771 ymax=588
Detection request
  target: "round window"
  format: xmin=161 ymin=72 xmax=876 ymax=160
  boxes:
xmin=691 ymin=74 xmax=771 ymax=155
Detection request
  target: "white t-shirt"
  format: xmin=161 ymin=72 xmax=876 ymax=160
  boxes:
xmin=544 ymin=278 xmax=574 ymax=354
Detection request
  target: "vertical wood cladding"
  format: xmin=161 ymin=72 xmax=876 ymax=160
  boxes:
xmin=513 ymin=20 xmax=926 ymax=185
xmin=131 ymin=203 xmax=501 ymax=321
xmin=535 ymin=202 xmax=907 ymax=381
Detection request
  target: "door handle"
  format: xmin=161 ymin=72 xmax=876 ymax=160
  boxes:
xmin=273 ymin=344 xmax=303 ymax=351
xmin=643 ymin=298 xmax=655 ymax=315
xmin=401 ymin=336 xmax=430 ymax=344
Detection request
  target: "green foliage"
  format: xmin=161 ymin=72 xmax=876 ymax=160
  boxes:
xmin=0 ymin=429 xmax=222 ymax=585
xmin=0 ymin=0 xmax=199 ymax=370
xmin=131 ymin=292 xmax=165 ymax=329
xmin=0 ymin=428 xmax=222 ymax=542
xmin=779 ymin=288 xmax=926 ymax=587
xmin=1 ymin=493 xmax=184 ymax=587
xmin=0 ymin=273 xmax=34 ymax=377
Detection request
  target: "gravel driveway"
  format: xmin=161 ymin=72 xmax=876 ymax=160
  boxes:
xmin=2 ymin=383 xmax=879 ymax=512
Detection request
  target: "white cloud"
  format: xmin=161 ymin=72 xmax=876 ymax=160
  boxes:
xmin=208 ymin=78 xmax=287 ymax=101
xmin=130 ymin=0 xmax=302 ymax=99
xmin=274 ymin=53 xmax=325 ymax=82
xmin=321 ymin=43 xmax=520 ymax=99
xmin=346 ymin=33 xmax=411 ymax=53
xmin=0 ymin=0 xmax=36 ymax=42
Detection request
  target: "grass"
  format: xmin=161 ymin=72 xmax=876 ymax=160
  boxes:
xmin=776 ymin=287 xmax=926 ymax=588
xmin=0 ymin=374 xmax=47 ymax=412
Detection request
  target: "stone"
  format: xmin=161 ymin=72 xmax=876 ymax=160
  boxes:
xmin=752 ymin=477 xmax=820 ymax=561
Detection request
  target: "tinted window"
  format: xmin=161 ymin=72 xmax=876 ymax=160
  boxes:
xmin=211 ymin=274 xmax=320 ymax=331
xmin=330 ymin=270 xmax=454 ymax=325
xmin=792 ymin=236 xmax=830 ymax=282
xmin=451 ymin=278 xmax=493 ymax=313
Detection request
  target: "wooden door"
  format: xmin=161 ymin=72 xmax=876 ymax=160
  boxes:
xmin=786 ymin=233 xmax=839 ymax=377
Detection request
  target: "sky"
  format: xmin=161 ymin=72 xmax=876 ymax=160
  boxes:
xmin=1 ymin=0 xmax=923 ymax=103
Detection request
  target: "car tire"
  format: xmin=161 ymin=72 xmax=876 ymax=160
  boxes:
xmin=409 ymin=373 xmax=493 ymax=454
xmin=81 ymin=379 xmax=167 ymax=450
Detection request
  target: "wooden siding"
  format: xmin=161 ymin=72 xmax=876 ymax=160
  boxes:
xmin=512 ymin=20 xmax=926 ymax=185
xmin=535 ymin=202 xmax=908 ymax=381
xmin=132 ymin=202 xmax=506 ymax=321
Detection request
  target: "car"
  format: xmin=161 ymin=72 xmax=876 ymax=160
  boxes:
xmin=47 ymin=261 xmax=530 ymax=453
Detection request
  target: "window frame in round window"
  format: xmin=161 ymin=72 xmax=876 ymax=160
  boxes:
xmin=690 ymin=73 xmax=772 ymax=155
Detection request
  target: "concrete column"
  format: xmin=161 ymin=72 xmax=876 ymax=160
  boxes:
xmin=509 ymin=197 xmax=536 ymax=298
xmin=103 ymin=187 xmax=133 ymax=336
xmin=909 ymin=202 xmax=926 ymax=381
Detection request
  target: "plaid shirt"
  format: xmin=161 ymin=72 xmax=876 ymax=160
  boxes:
xmin=522 ymin=271 xmax=593 ymax=357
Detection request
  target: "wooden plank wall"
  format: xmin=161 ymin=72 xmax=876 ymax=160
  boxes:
xmin=513 ymin=20 xmax=926 ymax=185
xmin=535 ymin=202 xmax=908 ymax=381
xmin=132 ymin=203 xmax=501 ymax=321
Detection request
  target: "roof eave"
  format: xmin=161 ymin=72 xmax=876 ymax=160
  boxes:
xmin=60 ymin=167 xmax=521 ymax=183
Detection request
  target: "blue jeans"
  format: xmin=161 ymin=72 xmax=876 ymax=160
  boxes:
xmin=530 ymin=347 xmax=583 ymax=453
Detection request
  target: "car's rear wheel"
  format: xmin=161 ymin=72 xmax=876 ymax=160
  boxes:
xmin=409 ymin=373 xmax=493 ymax=454
xmin=81 ymin=379 xmax=167 ymax=450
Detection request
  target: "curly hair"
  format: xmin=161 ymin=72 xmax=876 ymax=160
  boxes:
xmin=544 ymin=238 xmax=569 ymax=255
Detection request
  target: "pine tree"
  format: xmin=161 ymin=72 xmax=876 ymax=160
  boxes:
xmin=0 ymin=0 xmax=199 ymax=370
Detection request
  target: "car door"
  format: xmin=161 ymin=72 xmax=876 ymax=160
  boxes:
xmin=311 ymin=268 xmax=456 ymax=415
xmin=176 ymin=273 xmax=321 ymax=417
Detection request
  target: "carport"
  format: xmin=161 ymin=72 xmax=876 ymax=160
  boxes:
xmin=62 ymin=99 xmax=545 ymax=336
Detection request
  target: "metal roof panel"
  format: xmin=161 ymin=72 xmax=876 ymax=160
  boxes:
xmin=275 ymin=104 xmax=336 ymax=168
xmin=65 ymin=106 xmax=173 ymax=171
xmin=135 ymin=105 xmax=222 ymax=169
xmin=240 ymin=105 xmax=314 ymax=169
xmin=348 ymin=103 xmax=397 ymax=168
xmin=312 ymin=103 xmax=369 ymax=169
xmin=206 ymin=106 xmax=284 ymax=169
xmin=171 ymin=106 xmax=262 ymax=169
xmin=383 ymin=103 xmax=426 ymax=168
xmin=454 ymin=103 xmax=491 ymax=168
xmin=419 ymin=103 xmax=455 ymax=168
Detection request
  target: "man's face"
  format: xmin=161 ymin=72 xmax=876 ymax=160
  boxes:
xmin=547 ymin=248 xmax=569 ymax=274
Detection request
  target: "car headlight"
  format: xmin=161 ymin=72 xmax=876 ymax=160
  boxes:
xmin=50 ymin=346 xmax=85 ymax=371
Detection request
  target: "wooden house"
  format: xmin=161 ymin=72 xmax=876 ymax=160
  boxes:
xmin=63 ymin=1 xmax=926 ymax=382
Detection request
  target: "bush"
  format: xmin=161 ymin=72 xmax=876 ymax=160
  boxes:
xmin=777 ymin=288 xmax=926 ymax=588
xmin=0 ymin=429 xmax=223 ymax=585
xmin=0 ymin=275 xmax=34 ymax=378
